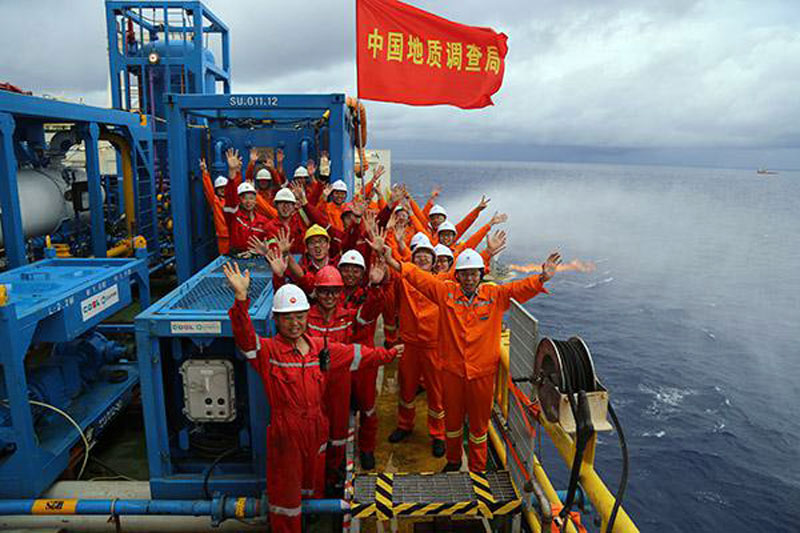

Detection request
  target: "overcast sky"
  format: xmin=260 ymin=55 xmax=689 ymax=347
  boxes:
xmin=2 ymin=0 xmax=799 ymax=167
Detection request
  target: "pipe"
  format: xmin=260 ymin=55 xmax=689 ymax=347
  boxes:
xmin=106 ymin=239 xmax=133 ymax=258
xmin=99 ymin=131 xmax=136 ymax=238
xmin=0 ymin=496 xmax=347 ymax=519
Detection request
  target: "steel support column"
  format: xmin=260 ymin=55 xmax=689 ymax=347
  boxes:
xmin=0 ymin=113 xmax=26 ymax=267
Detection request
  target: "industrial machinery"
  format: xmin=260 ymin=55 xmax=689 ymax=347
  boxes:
xmin=165 ymin=92 xmax=357 ymax=281
xmin=0 ymin=247 xmax=150 ymax=497
xmin=135 ymin=256 xmax=272 ymax=498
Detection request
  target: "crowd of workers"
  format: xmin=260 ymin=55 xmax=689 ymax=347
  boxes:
xmin=205 ymin=148 xmax=560 ymax=532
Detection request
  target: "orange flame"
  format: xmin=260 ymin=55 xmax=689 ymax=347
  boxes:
xmin=508 ymin=259 xmax=596 ymax=274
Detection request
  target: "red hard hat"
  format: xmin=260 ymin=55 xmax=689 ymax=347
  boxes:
xmin=315 ymin=265 xmax=344 ymax=287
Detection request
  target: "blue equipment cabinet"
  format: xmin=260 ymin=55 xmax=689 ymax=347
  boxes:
xmin=135 ymin=256 xmax=273 ymax=498
xmin=0 ymin=250 xmax=150 ymax=497
xmin=0 ymin=90 xmax=158 ymax=265
xmin=164 ymin=93 xmax=357 ymax=281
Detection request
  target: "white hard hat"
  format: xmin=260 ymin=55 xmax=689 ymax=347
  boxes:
xmin=293 ymin=166 xmax=310 ymax=179
xmin=255 ymin=168 xmax=272 ymax=181
xmin=338 ymin=249 xmax=366 ymax=269
xmin=331 ymin=180 xmax=348 ymax=193
xmin=237 ymin=182 xmax=256 ymax=195
xmin=393 ymin=204 xmax=405 ymax=213
xmin=272 ymin=283 xmax=310 ymax=313
xmin=434 ymin=244 xmax=454 ymax=259
xmin=409 ymin=232 xmax=429 ymax=251
xmin=454 ymin=248 xmax=483 ymax=271
xmin=437 ymin=221 xmax=456 ymax=235
xmin=412 ymin=237 xmax=435 ymax=256
xmin=214 ymin=176 xmax=228 ymax=189
xmin=429 ymin=204 xmax=447 ymax=218
xmin=274 ymin=187 xmax=297 ymax=204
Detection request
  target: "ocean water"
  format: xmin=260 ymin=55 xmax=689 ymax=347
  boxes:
xmin=395 ymin=160 xmax=800 ymax=532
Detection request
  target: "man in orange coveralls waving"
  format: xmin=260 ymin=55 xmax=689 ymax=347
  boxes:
xmin=370 ymin=234 xmax=562 ymax=472
xmin=224 ymin=263 xmax=403 ymax=533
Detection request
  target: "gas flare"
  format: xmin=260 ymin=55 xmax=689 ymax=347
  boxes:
xmin=508 ymin=259 xmax=596 ymax=274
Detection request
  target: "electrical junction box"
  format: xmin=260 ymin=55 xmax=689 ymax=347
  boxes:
xmin=180 ymin=359 xmax=237 ymax=422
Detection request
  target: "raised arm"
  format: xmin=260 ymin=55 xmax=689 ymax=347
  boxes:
xmin=455 ymin=195 xmax=490 ymax=239
xmin=224 ymin=262 xmax=268 ymax=375
xmin=496 ymin=252 xmax=560 ymax=309
xmin=328 ymin=342 xmax=403 ymax=373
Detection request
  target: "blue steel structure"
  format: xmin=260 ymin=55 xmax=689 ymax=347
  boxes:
xmin=0 ymin=90 xmax=158 ymax=264
xmin=0 ymin=248 xmax=150 ymax=497
xmin=105 ymin=1 xmax=230 ymax=190
xmin=165 ymin=93 xmax=356 ymax=281
xmin=135 ymin=255 xmax=273 ymax=498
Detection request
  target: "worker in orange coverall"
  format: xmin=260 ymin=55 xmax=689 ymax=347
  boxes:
xmin=382 ymin=235 xmax=446 ymax=458
xmin=224 ymin=264 xmax=403 ymax=533
xmin=199 ymin=158 xmax=230 ymax=254
xmin=371 ymin=233 xmax=561 ymax=472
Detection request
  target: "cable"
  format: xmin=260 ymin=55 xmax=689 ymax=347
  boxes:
xmin=605 ymin=403 xmax=629 ymax=533
xmin=203 ymin=447 xmax=250 ymax=499
xmin=2 ymin=399 xmax=91 ymax=480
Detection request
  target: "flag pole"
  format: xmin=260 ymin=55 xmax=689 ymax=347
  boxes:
xmin=353 ymin=0 xmax=366 ymax=197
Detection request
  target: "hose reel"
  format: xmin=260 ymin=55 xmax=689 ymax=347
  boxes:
xmin=534 ymin=337 xmax=612 ymax=433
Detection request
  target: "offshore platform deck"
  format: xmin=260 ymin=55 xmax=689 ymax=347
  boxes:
xmin=0 ymin=1 xmax=637 ymax=531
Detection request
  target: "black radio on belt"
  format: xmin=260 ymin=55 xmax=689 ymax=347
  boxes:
xmin=318 ymin=336 xmax=330 ymax=372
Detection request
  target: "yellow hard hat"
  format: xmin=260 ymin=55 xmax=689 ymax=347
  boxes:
xmin=304 ymin=224 xmax=330 ymax=242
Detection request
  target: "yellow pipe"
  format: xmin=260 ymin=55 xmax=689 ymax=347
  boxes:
xmin=539 ymin=417 xmax=638 ymax=533
xmin=106 ymin=239 xmax=132 ymax=258
xmin=99 ymin=131 xmax=136 ymax=238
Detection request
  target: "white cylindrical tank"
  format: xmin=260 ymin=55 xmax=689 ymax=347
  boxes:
xmin=0 ymin=169 xmax=72 ymax=247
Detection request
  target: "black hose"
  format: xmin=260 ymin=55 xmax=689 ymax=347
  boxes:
xmin=202 ymin=447 xmax=249 ymax=499
xmin=605 ymin=403 xmax=628 ymax=533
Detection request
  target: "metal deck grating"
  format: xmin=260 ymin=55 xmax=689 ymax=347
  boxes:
xmin=211 ymin=257 xmax=273 ymax=273
xmin=171 ymin=277 xmax=270 ymax=311
xmin=353 ymin=471 xmax=517 ymax=504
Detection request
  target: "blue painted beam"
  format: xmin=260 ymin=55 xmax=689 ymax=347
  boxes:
xmin=0 ymin=112 xmax=26 ymax=267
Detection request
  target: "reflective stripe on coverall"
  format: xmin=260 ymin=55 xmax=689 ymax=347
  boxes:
xmin=400 ymin=262 xmax=548 ymax=471
xmin=229 ymin=298 xmax=398 ymax=533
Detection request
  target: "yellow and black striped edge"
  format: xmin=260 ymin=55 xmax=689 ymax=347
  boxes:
xmin=470 ymin=471 xmax=496 ymax=518
xmin=394 ymin=501 xmax=481 ymax=516
xmin=375 ymin=473 xmax=394 ymax=519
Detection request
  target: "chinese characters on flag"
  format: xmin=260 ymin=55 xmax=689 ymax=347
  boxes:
xmin=356 ymin=0 xmax=508 ymax=109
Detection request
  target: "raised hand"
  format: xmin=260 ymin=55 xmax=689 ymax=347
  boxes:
xmin=430 ymin=185 xmax=441 ymax=199
xmin=276 ymin=148 xmax=284 ymax=163
xmin=393 ymin=344 xmax=405 ymax=358
xmin=249 ymin=147 xmax=259 ymax=163
xmin=289 ymin=181 xmax=307 ymax=205
xmin=489 ymin=212 xmax=508 ymax=226
xmin=265 ymin=247 xmax=288 ymax=277
xmin=369 ymin=257 xmax=387 ymax=284
xmin=248 ymin=236 xmax=270 ymax=257
xmin=540 ymin=251 xmax=562 ymax=282
xmin=373 ymin=165 xmax=386 ymax=181
xmin=199 ymin=158 xmax=207 ymax=173
xmin=322 ymin=183 xmax=334 ymax=199
xmin=486 ymin=230 xmax=507 ymax=256
xmin=366 ymin=226 xmax=387 ymax=255
xmin=352 ymin=197 xmax=367 ymax=216
xmin=390 ymin=184 xmax=404 ymax=204
xmin=225 ymin=148 xmax=242 ymax=172
xmin=364 ymin=209 xmax=377 ymax=236
xmin=307 ymin=159 xmax=317 ymax=178
xmin=276 ymin=227 xmax=293 ymax=255
xmin=222 ymin=262 xmax=250 ymax=300
xmin=477 ymin=195 xmax=490 ymax=211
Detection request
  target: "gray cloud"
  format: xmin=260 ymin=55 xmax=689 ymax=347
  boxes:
xmin=1 ymin=0 xmax=798 ymax=165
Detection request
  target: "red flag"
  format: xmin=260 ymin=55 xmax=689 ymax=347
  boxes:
xmin=356 ymin=0 xmax=508 ymax=109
